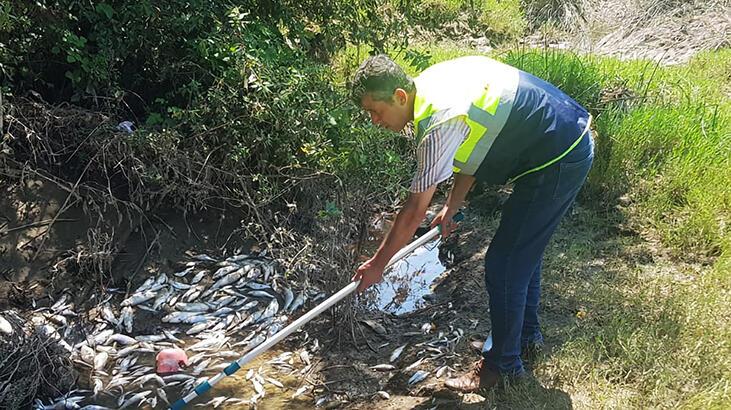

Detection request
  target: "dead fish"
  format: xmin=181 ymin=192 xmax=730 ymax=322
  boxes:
xmin=247 ymin=290 xmax=275 ymax=299
xmin=175 ymin=302 xmax=210 ymax=312
xmin=170 ymin=280 xmax=192 ymax=290
xmin=191 ymin=358 xmax=211 ymax=376
xmin=190 ymin=270 xmax=207 ymax=284
xmin=361 ymin=319 xmax=387 ymax=335
xmin=121 ymin=291 xmax=156 ymax=307
xmin=404 ymin=357 xmax=424 ymax=373
xmin=107 ymin=333 xmax=137 ymax=345
xmin=156 ymin=388 xmax=170 ymax=406
xmin=266 ymin=377 xmax=284 ymax=388
xmin=435 ymin=365 xmax=449 ymax=378
xmin=186 ymin=322 xmax=210 ymax=335
xmin=162 ymin=311 xmax=209 ymax=324
xmin=213 ymin=308 xmax=234 ymax=318
xmin=80 ymin=345 xmax=95 ymax=364
xmin=99 ymin=305 xmax=117 ymax=326
xmin=193 ymin=254 xmax=217 ymax=263
xmin=92 ymin=377 xmax=104 ymax=396
xmin=118 ymin=390 xmax=151 ymax=410
xmin=244 ymin=281 xmax=271 ymax=290
xmin=252 ymin=378 xmax=265 ymax=397
xmin=374 ymin=391 xmax=390 ymax=400
xmin=133 ymin=373 xmax=166 ymax=387
xmin=182 ymin=285 xmax=205 ymax=302
xmin=173 ymin=267 xmax=194 ymax=277
xmin=93 ymin=351 xmax=109 ymax=371
xmin=205 ymin=270 xmax=244 ymax=295
xmin=370 ymin=364 xmax=396 ymax=371
xmin=421 ymin=322 xmax=435 ymax=334
xmin=162 ymin=374 xmax=195 ymax=383
xmin=390 ymin=344 xmax=406 ymax=362
xmin=292 ymin=385 xmax=310 ymax=398
xmin=259 ymin=299 xmax=279 ymax=321
xmin=135 ymin=334 xmax=166 ymax=343
xmin=152 ymin=287 xmax=174 ymax=310
xmin=299 ymin=350 xmax=311 ymax=366
xmin=408 ymin=370 xmax=429 ymax=385
xmin=212 ymin=265 xmax=239 ymax=280
xmin=135 ymin=276 xmax=156 ymax=293
xmin=287 ymin=292 xmax=306 ymax=313
xmin=282 ymin=287 xmax=294 ymax=311
xmin=214 ymin=295 xmax=236 ymax=308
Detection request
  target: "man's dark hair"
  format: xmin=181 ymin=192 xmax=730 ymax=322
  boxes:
xmin=351 ymin=54 xmax=415 ymax=104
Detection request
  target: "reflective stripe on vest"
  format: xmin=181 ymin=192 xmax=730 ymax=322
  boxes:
xmin=413 ymin=56 xmax=519 ymax=176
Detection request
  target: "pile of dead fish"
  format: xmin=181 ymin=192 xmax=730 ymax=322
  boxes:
xmin=29 ymin=252 xmax=326 ymax=409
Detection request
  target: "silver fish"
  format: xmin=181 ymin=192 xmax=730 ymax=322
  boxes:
xmin=247 ymin=290 xmax=275 ymax=299
xmin=404 ymin=357 xmax=424 ymax=372
xmin=374 ymin=391 xmax=390 ymax=400
xmin=183 ymin=285 xmax=205 ymax=302
xmin=121 ymin=290 xmax=156 ymax=307
xmin=287 ymin=292 xmax=306 ymax=312
xmin=156 ymin=388 xmax=170 ymax=405
xmin=99 ymin=305 xmax=117 ymax=326
xmin=212 ymin=265 xmax=239 ymax=279
xmin=252 ymin=378 xmax=265 ymax=396
xmin=170 ymin=280 xmax=192 ymax=290
xmin=135 ymin=334 xmax=166 ymax=343
xmin=370 ymin=364 xmax=396 ymax=371
xmin=292 ymin=385 xmax=310 ymax=398
xmin=93 ymin=351 xmax=109 ymax=371
xmin=205 ymin=270 xmax=244 ymax=294
xmin=390 ymin=344 xmax=406 ymax=362
xmin=120 ymin=307 xmax=134 ymax=333
xmin=162 ymin=311 xmax=209 ymax=324
xmin=408 ymin=370 xmax=429 ymax=385
xmin=175 ymin=302 xmax=210 ymax=312
xmin=186 ymin=322 xmax=210 ymax=335
xmin=107 ymin=333 xmax=137 ymax=345
xmin=190 ymin=270 xmax=207 ymax=284
xmin=152 ymin=287 xmax=174 ymax=310
xmin=118 ymin=391 xmax=151 ymax=410
xmin=193 ymin=254 xmax=217 ymax=263
xmin=173 ymin=266 xmax=195 ymax=277
xmin=266 ymin=377 xmax=284 ymax=388
xmin=282 ymin=287 xmax=294 ymax=311
xmin=245 ymin=281 xmax=271 ymax=290
xmin=259 ymin=299 xmax=279 ymax=322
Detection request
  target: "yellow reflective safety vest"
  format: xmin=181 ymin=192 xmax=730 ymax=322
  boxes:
xmin=412 ymin=56 xmax=591 ymax=184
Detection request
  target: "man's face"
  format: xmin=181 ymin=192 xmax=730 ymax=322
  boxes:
xmin=361 ymin=90 xmax=410 ymax=132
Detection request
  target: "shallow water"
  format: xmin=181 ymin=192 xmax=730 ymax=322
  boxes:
xmin=367 ymin=238 xmax=446 ymax=315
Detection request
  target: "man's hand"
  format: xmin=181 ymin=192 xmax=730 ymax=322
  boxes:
xmin=430 ymin=205 xmax=459 ymax=239
xmin=352 ymin=258 xmax=386 ymax=293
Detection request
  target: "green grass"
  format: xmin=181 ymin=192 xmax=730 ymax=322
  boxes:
xmin=335 ymin=44 xmax=731 ymax=408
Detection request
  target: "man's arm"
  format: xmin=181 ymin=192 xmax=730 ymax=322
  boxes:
xmin=432 ymin=173 xmax=475 ymax=238
xmin=352 ymin=185 xmax=437 ymax=292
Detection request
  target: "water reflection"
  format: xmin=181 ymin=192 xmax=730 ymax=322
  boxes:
xmin=366 ymin=239 xmax=447 ymax=315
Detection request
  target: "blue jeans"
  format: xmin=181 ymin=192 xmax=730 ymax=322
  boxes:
xmin=483 ymin=132 xmax=594 ymax=376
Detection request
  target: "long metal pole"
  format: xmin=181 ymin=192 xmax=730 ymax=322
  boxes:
xmin=170 ymin=213 xmax=462 ymax=409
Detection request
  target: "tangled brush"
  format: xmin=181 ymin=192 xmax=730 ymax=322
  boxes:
xmin=0 ymin=310 xmax=77 ymax=409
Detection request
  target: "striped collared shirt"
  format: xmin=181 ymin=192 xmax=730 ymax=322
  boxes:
xmin=410 ymin=118 xmax=470 ymax=193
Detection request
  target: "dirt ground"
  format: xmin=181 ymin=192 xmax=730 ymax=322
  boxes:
xmin=1 ymin=168 xmax=706 ymax=409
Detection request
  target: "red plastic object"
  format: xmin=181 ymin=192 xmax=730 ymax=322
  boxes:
xmin=156 ymin=348 xmax=188 ymax=374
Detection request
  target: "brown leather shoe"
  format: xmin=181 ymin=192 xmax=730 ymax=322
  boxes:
xmin=444 ymin=359 xmax=499 ymax=393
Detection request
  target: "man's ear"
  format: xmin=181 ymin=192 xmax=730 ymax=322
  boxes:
xmin=394 ymin=88 xmax=408 ymax=106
